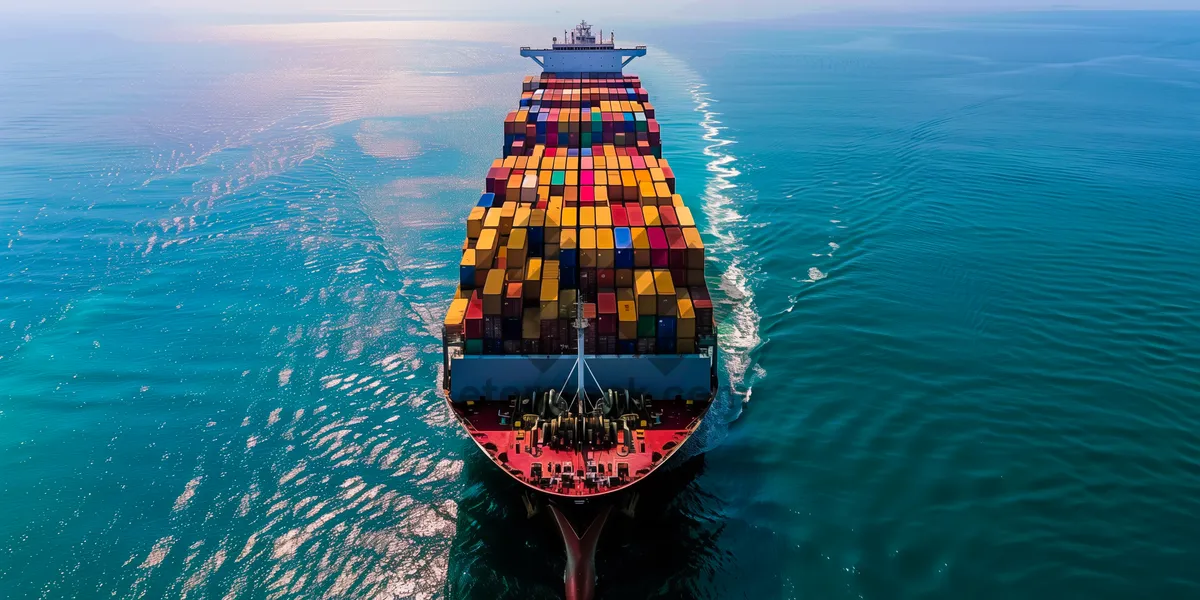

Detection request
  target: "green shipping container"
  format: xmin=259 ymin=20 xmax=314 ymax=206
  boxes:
xmin=466 ymin=339 xmax=484 ymax=355
xmin=581 ymin=132 xmax=592 ymax=146
xmin=637 ymin=315 xmax=657 ymax=338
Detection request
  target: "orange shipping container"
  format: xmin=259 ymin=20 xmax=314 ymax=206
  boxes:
xmin=467 ymin=207 xmax=486 ymax=239
xmin=579 ymin=228 xmax=597 ymax=268
xmin=653 ymin=270 xmax=677 ymax=316
xmin=482 ymin=269 xmax=505 ymax=315
xmin=634 ymin=270 xmax=656 ymax=316
xmin=596 ymin=228 xmax=615 ymax=269
xmin=631 ymin=227 xmax=650 ymax=267
xmin=682 ymin=227 xmax=705 ymax=268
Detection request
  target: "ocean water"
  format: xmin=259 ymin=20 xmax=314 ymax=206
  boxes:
xmin=3 ymin=10 xmax=1200 ymax=599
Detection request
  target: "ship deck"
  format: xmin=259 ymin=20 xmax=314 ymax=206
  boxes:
xmin=449 ymin=397 xmax=711 ymax=497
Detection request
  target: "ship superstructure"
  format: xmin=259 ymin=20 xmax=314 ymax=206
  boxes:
xmin=520 ymin=20 xmax=647 ymax=74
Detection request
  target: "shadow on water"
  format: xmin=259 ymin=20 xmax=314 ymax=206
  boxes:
xmin=445 ymin=436 xmax=729 ymax=600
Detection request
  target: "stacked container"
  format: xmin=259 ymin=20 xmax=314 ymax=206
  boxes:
xmin=446 ymin=73 xmax=714 ymax=355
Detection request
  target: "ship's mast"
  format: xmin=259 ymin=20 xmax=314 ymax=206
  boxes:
xmin=575 ymin=294 xmax=586 ymax=413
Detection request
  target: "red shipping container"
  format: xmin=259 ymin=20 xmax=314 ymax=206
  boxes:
xmin=630 ymin=155 xmax=646 ymax=170
xmin=659 ymin=206 xmax=679 ymax=227
xmin=597 ymin=292 xmax=616 ymax=314
xmin=596 ymin=268 xmax=614 ymax=289
xmin=647 ymin=227 xmax=669 ymax=268
xmin=665 ymin=227 xmax=686 ymax=268
xmin=581 ymin=170 xmax=594 ymax=186
xmin=465 ymin=294 xmax=484 ymax=339
xmin=627 ymin=203 xmax=645 ymax=226
xmin=611 ymin=205 xmax=628 ymax=227
xmin=662 ymin=165 xmax=675 ymax=191
xmin=598 ymin=315 xmax=616 ymax=335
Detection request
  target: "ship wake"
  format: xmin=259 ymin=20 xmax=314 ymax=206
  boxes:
xmin=688 ymin=81 xmax=764 ymax=408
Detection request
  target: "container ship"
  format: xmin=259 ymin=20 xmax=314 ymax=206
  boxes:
xmin=440 ymin=22 xmax=718 ymax=599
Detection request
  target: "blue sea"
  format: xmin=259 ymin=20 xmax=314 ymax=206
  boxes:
xmin=3 ymin=10 xmax=1200 ymax=599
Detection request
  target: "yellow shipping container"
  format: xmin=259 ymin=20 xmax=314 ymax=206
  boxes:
xmin=539 ymin=278 xmax=559 ymax=317
xmin=514 ymin=206 xmax=531 ymax=229
xmin=484 ymin=207 xmax=502 ymax=229
xmin=593 ymin=155 xmax=607 ymax=170
xmin=654 ymin=182 xmax=672 ymax=204
xmin=595 ymin=186 xmax=609 ymax=204
xmin=475 ymin=229 xmax=498 ymax=268
xmin=617 ymin=288 xmax=637 ymax=340
xmin=524 ymin=258 xmax=543 ymax=301
xmin=444 ymin=297 xmax=469 ymax=329
xmin=483 ymin=269 xmax=505 ymax=315
xmin=634 ymin=270 xmax=657 ymax=316
xmin=677 ymin=298 xmax=696 ymax=338
xmin=560 ymin=229 xmax=577 ymax=251
xmin=596 ymin=228 xmax=615 ymax=269
xmin=553 ymin=156 xmax=567 ymax=171
xmin=562 ymin=207 xmax=578 ymax=228
xmin=617 ymin=155 xmax=633 ymax=170
xmin=653 ymin=270 xmax=677 ymax=316
xmin=638 ymin=180 xmax=657 ymax=204
xmin=682 ymin=227 xmax=705 ymax=268
xmin=460 ymin=249 xmax=475 ymax=274
xmin=580 ymin=206 xmax=595 ymax=227
xmin=676 ymin=205 xmax=695 ymax=227
xmin=579 ymin=228 xmax=597 ymax=268
xmin=642 ymin=205 xmax=661 ymax=227
xmin=507 ymin=228 xmax=528 ymax=265
xmin=543 ymin=260 xmax=560 ymax=280
xmin=631 ymin=227 xmax=650 ymax=267
xmin=595 ymin=206 xmax=612 ymax=227
xmin=467 ymin=206 xmax=486 ymax=239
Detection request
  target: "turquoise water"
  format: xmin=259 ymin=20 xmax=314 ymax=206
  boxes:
xmin=3 ymin=11 xmax=1200 ymax=599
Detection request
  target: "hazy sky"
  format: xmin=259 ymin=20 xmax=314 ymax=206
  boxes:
xmin=3 ymin=0 xmax=1199 ymax=21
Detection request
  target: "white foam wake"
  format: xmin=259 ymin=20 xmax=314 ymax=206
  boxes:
xmin=688 ymin=82 xmax=764 ymax=404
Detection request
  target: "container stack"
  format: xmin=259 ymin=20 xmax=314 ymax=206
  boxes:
xmin=445 ymin=73 xmax=715 ymax=356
